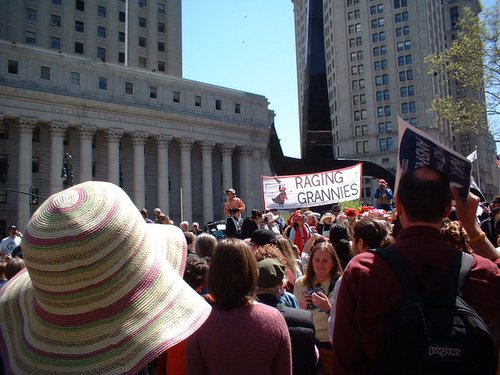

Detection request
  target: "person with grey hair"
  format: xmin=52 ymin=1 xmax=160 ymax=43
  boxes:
xmin=195 ymin=233 xmax=217 ymax=259
xmin=192 ymin=222 xmax=204 ymax=235
xmin=180 ymin=221 xmax=190 ymax=233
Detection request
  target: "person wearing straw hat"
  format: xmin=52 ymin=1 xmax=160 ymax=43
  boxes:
xmin=317 ymin=213 xmax=336 ymax=237
xmin=0 ymin=181 xmax=212 ymax=375
xmin=223 ymin=188 xmax=246 ymax=217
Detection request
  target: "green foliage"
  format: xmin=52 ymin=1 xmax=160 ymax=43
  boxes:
xmin=339 ymin=199 xmax=364 ymax=211
xmin=425 ymin=7 xmax=496 ymax=135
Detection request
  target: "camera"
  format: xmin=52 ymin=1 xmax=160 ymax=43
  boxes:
xmin=307 ymin=287 xmax=324 ymax=310
xmin=307 ymin=286 xmax=324 ymax=295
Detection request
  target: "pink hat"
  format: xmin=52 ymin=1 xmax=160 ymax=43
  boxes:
xmin=0 ymin=181 xmax=211 ymax=374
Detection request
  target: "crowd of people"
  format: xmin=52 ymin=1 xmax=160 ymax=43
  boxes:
xmin=0 ymin=172 xmax=499 ymax=374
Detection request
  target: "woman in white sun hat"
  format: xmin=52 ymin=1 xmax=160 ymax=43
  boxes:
xmin=0 ymin=181 xmax=211 ymax=375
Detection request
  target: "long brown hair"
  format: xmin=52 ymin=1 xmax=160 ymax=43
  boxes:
xmin=303 ymin=241 xmax=343 ymax=288
xmin=208 ymin=238 xmax=257 ymax=309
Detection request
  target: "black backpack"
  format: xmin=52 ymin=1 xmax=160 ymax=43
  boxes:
xmin=370 ymin=247 xmax=497 ymax=375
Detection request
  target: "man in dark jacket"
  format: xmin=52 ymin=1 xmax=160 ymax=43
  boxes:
xmin=256 ymin=258 xmax=318 ymax=375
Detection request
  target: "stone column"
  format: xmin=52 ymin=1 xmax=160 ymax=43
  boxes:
xmin=221 ymin=144 xmax=235 ymax=191
xmin=201 ymin=141 xmax=216 ymax=224
xmin=155 ymin=135 xmax=172 ymax=214
xmin=239 ymin=146 xmax=254 ymax=210
xmin=48 ymin=121 xmax=68 ymax=195
xmin=79 ymin=124 xmax=96 ymax=183
xmin=17 ymin=117 xmax=36 ymax=228
xmin=106 ymin=128 xmax=123 ymax=186
xmin=178 ymin=138 xmax=194 ymax=223
xmin=261 ymin=148 xmax=271 ymax=177
xmin=131 ymin=131 xmax=148 ymax=209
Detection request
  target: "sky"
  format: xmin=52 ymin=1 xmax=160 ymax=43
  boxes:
xmin=182 ymin=0 xmax=499 ymax=159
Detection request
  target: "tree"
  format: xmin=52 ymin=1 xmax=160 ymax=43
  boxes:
xmin=425 ymin=4 xmax=500 ymax=135
xmin=482 ymin=2 xmax=500 ymax=118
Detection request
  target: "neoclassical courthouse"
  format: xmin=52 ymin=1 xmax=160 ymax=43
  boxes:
xmin=0 ymin=1 xmax=273 ymax=231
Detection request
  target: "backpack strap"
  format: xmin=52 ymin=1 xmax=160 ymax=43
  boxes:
xmin=457 ymin=252 xmax=473 ymax=296
xmin=371 ymin=248 xmax=474 ymax=297
xmin=370 ymin=247 xmax=423 ymax=294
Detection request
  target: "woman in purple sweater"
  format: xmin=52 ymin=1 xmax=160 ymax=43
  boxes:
xmin=187 ymin=238 xmax=292 ymax=375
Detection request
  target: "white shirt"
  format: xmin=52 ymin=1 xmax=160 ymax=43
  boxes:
xmin=0 ymin=235 xmax=21 ymax=255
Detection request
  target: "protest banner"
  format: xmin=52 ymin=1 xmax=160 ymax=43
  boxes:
xmin=261 ymin=163 xmax=362 ymax=210
xmin=397 ymin=117 xmax=472 ymax=198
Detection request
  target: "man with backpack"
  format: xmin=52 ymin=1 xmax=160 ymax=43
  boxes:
xmin=332 ymin=167 xmax=500 ymax=374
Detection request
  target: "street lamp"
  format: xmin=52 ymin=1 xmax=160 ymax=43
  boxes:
xmin=61 ymin=153 xmax=74 ymax=189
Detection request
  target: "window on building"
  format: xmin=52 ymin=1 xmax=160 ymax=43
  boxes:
xmin=97 ymin=47 xmax=106 ymax=61
xmin=356 ymin=37 xmax=362 ymax=46
xmin=98 ymin=76 xmax=107 ymax=90
xmin=119 ymin=11 xmax=125 ymax=22
xmin=75 ymin=42 xmax=84 ymax=55
xmin=376 ymin=91 xmax=383 ymax=102
xmin=407 ymin=69 xmax=414 ymax=80
xmin=51 ymin=14 xmax=61 ymax=27
xmin=404 ymin=40 xmax=411 ymax=50
xmin=125 ymin=82 xmax=133 ymax=95
xmin=359 ymin=79 xmax=365 ymax=89
xmin=139 ymin=36 xmax=146 ymax=47
xmin=0 ymin=122 xmax=8 ymax=139
xmin=158 ymin=3 xmax=166 ymax=15
xmin=150 ymin=86 xmax=157 ymax=99
xmin=401 ymin=102 xmax=409 ymax=113
xmin=26 ymin=7 xmax=37 ymax=22
xmin=235 ymin=103 xmax=241 ymax=114
xmin=97 ymin=26 xmax=106 ymax=38
xmin=119 ymin=31 xmax=125 ymax=42
xmin=118 ymin=52 xmax=125 ymax=63
xmin=76 ymin=0 xmax=85 ymax=11
xmin=409 ymin=101 xmax=416 ymax=112
xmin=408 ymin=85 xmax=415 ymax=96
xmin=216 ymin=99 xmax=222 ymax=110
xmin=158 ymin=61 xmax=165 ymax=71
xmin=139 ymin=56 xmax=146 ymax=67
xmin=52 ymin=0 xmax=61 ymax=5
xmin=75 ymin=20 xmax=84 ymax=32
xmin=70 ymin=71 xmax=80 ymax=85
xmin=158 ymin=22 xmax=165 ymax=33
xmin=139 ymin=0 xmax=147 ymax=8
xmin=354 ymin=110 xmax=361 ymax=121
xmin=0 ymin=154 xmax=8 ymax=189
xmin=195 ymin=95 xmax=202 ymax=107
xmin=31 ymin=125 xmax=40 ymax=142
xmin=51 ymin=36 xmax=61 ymax=49
xmin=173 ymin=91 xmax=180 ymax=103
xmin=98 ymin=5 xmax=106 ymax=17
xmin=399 ymin=71 xmax=406 ymax=82
xmin=405 ymin=54 xmax=412 ymax=64
xmin=25 ymin=31 xmax=36 ymax=44
xmin=139 ymin=17 xmax=146 ymax=28
xmin=40 ymin=66 xmax=51 ymax=80
xmin=158 ymin=42 xmax=165 ymax=52
xmin=400 ymin=86 xmax=408 ymax=97
xmin=32 ymin=157 xmax=39 ymax=173
xmin=8 ymin=60 xmax=18 ymax=74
